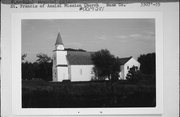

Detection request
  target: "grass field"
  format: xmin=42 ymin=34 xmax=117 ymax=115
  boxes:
xmin=22 ymin=80 xmax=156 ymax=108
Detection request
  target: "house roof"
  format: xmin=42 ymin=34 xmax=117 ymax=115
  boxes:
xmin=55 ymin=32 xmax=63 ymax=45
xmin=67 ymin=51 xmax=94 ymax=65
xmin=118 ymin=57 xmax=132 ymax=65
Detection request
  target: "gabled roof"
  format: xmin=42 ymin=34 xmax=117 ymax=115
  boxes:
xmin=66 ymin=50 xmax=133 ymax=66
xmin=67 ymin=51 xmax=93 ymax=65
xmin=55 ymin=32 xmax=63 ymax=45
xmin=118 ymin=57 xmax=132 ymax=65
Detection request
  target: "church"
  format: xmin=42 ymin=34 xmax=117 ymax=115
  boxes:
xmin=52 ymin=33 xmax=140 ymax=82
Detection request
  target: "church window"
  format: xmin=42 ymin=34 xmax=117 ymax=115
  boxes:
xmin=127 ymin=66 xmax=129 ymax=69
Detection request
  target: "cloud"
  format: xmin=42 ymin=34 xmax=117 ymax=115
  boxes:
xmin=146 ymin=31 xmax=155 ymax=36
xmin=95 ymin=32 xmax=155 ymax=44
xmin=114 ymin=34 xmax=142 ymax=41
xmin=139 ymin=31 xmax=155 ymax=41
xmin=114 ymin=34 xmax=143 ymax=40
xmin=113 ymin=32 xmax=155 ymax=44
xmin=115 ymin=35 xmax=128 ymax=39
xmin=96 ymin=35 xmax=107 ymax=40
xmin=129 ymin=34 xmax=142 ymax=38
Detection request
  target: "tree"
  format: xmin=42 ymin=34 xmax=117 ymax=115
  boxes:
xmin=91 ymin=49 xmax=121 ymax=105
xmin=138 ymin=53 xmax=155 ymax=74
xmin=36 ymin=53 xmax=52 ymax=63
xmin=35 ymin=53 xmax=52 ymax=81
xmin=91 ymin=49 xmax=120 ymax=81
xmin=22 ymin=54 xmax=27 ymax=61
xmin=22 ymin=62 xmax=35 ymax=80
xmin=21 ymin=54 xmax=35 ymax=80
xmin=126 ymin=66 xmax=142 ymax=82
xmin=21 ymin=53 xmax=53 ymax=81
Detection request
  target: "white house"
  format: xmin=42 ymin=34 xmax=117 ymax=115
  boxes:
xmin=119 ymin=57 xmax=140 ymax=80
xmin=52 ymin=32 xmax=140 ymax=82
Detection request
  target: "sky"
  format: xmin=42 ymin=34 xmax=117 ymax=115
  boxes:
xmin=22 ymin=19 xmax=155 ymax=62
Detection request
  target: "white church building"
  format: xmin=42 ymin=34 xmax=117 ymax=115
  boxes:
xmin=52 ymin=33 xmax=140 ymax=82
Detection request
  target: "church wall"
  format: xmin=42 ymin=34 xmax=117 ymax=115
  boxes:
xmin=124 ymin=58 xmax=140 ymax=79
xmin=57 ymin=67 xmax=69 ymax=82
xmin=52 ymin=52 xmax=57 ymax=81
xmin=54 ymin=50 xmax=69 ymax=82
xmin=56 ymin=51 xmax=68 ymax=65
xmin=70 ymin=65 xmax=94 ymax=82
xmin=52 ymin=68 xmax=57 ymax=81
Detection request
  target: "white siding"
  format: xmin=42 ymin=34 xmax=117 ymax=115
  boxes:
xmin=57 ymin=67 xmax=69 ymax=81
xmin=70 ymin=65 xmax=94 ymax=82
xmin=56 ymin=51 xmax=68 ymax=65
xmin=52 ymin=50 xmax=69 ymax=82
xmin=119 ymin=65 xmax=125 ymax=80
xmin=124 ymin=58 xmax=140 ymax=79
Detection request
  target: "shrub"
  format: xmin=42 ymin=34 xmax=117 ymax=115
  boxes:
xmin=126 ymin=66 xmax=142 ymax=83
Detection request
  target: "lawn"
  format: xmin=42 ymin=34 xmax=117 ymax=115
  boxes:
xmin=22 ymin=80 xmax=156 ymax=108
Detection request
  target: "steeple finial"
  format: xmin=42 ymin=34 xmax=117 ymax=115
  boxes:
xmin=55 ymin=32 xmax=63 ymax=45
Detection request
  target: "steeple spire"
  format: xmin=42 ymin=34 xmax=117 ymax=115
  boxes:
xmin=55 ymin=32 xmax=63 ymax=45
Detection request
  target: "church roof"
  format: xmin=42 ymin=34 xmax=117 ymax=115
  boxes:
xmin=118 ymin=57 xmax=132 ymax=65
xmin=55 ymin=32 xmax=63 ymax=45
xmin=67 ymin=51 xmax=94 ymax=65
xmin=66 ymin=51 xmax=133 ymax=65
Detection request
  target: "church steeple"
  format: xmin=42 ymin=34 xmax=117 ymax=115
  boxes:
xmin=53 ymin=32 xmax=68 ymax=82
xmin=55 ymin=32 xmax=63 ymax=45
xmin=55 ymin=32 xmax=64 ymax=50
